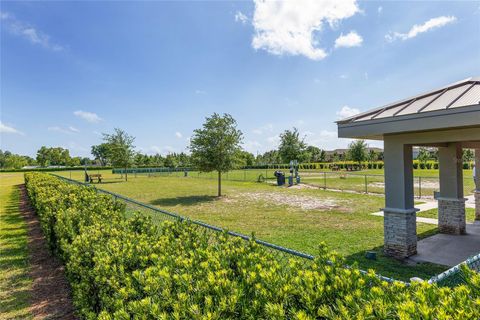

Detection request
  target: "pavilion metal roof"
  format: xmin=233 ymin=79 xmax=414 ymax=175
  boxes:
xmin=337 ymin=77 xmax=480 ymax=124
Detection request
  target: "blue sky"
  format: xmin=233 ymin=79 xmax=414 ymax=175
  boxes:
xmin=1 ymin=0 xmax=479 ymax=158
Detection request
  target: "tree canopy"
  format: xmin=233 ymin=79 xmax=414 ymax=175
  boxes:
xmin=278 ymin=128 xmax=308 ymax=163
xmin=347 ymin=140 xmax=368 ymax=165
xmin=36 ymin=146 xmax=71 ymax=167
xmin=103 ymin=128 xmax=136 ymax=181
xmin=189 ymin=113 xmax=243 ymax=196
xmin=91 ymin=143 xmax=111 ymax=166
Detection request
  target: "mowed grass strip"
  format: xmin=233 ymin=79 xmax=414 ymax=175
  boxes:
xmin=417 ymin=208 xmax=476 ymax=222
xmin=55 ymin=170 xmax=448 ymax=280
xmin=0 ymin=173 xmax=32 ymax=320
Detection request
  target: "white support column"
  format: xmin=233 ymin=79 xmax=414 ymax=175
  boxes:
xmin=438 ymin=143 xmax=466 ymax=234
xmin=383 ymin=138 xmax=417 ymax=258
xmin=475 ymin=149 xmax=480 ymax=221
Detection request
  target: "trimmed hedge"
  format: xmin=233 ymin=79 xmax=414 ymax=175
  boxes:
xmin=0 ymin=166 xmax=113 ymax=173
xmin=25 ymin=173 xmax=480 ymax=319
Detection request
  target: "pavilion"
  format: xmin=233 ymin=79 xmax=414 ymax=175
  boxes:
xmin=337 ymin=77 xmax=480 ymax=259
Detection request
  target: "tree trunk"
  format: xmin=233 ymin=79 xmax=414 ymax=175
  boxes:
xmin=217 ymin=171 xmax=222 ymax=197
xmin=125 ymin=167 xmax=128 ymax=181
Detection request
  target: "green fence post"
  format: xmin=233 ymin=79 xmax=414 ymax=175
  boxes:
xmin=419 ymin=176 xmax=422 ymax=199
xmin=365 ymin=175 xmax=368 ymax=194
xmin=324 ymin=172 xmax=327 ymax=190
xmin=244 ymin=169 xmax=246 ymax=181
xmin=265 ymin=168 xmax=268 ymax=183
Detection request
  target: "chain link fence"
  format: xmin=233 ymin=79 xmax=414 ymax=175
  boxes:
xmin=51 ymin=173 xmax=400 ymax=283
xmin=428 ymin=252 xmax=480 ymax=287
xmin=51 ymin=173 xmax=479 ymax=287
xmin=119 ymin=167 xmax=448 ymax=199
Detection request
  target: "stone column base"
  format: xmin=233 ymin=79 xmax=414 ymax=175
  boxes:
xmin=475 ymin=191 xmax=480 ymax=221
xmin=438 ymin=197 xmax=466 ymax=235
xmin=383 ymin=208 xmax=417 ymax=259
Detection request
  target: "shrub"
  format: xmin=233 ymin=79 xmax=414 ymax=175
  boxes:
xmin=25 ymin=173 xmax=480 ymax=319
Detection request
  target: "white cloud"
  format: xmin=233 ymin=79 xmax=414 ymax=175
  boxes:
xmin=175 ymin=131 xmax=183 ymax=138
xmin=364 ymin=72 xmax=369 ymax=80
xmin=339 ymin=74 xmax=348 ymax=79
xmin=48 ymin=126 xmax=79 ymax=134
xmin=252 ymin=123 xmax=273 ymax=135
xmin=378 ymin=6 xmax=383 ymax=14
xmin=251 ymin=0 xmax=360 ymax=60
xmin=195 ymin=89 xmax=206 ymax=95
xmin=243 ymin=140 xmax=262 ymax=152
xmin=0 ymin=11 xmax=64 ymax=51
xmin=266 ymin=135 xmax=280 ymax=146
xmin=0 ymin=122 xmax=24 ymax=135
xmin=73 ymin=110 xmax=102 ymax=123
xmin=334 ymin=30 xmax=363 ymax=48
xmin=386 ymin=16 xmax=457 ymax=42
xmin=336 ymin=106 xmax=360 ymax=119
xmin=295 ymin=119 xmax=305 ymax=126
xmin=67 ymin=141 xmax=88 ymax=152
xmin=235 ymin=11 xmax=248 ymax=24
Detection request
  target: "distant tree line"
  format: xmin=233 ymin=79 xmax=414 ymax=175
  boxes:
xmin=4 ymin=113 xmax=475 ymax=171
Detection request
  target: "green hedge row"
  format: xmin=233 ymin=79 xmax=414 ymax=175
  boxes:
xmin=0 ymin=166 xmax=113 ymax=173
xmin=25 ymin=173 xmax=480 ymax=319
xmin=247 ymin=161 xmax=475 ymax=171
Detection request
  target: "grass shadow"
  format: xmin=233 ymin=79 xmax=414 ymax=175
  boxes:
xmin=150 ymin=195 xmax=217 ymax=207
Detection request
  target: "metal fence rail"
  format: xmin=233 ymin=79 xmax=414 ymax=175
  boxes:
xmin=114 ymin=167 xmax=453 ymax=199
xmin=50 ymin=173 xmax=400 ymax=284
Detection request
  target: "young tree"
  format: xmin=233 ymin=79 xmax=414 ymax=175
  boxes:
xmin=103 ymin=128 xmax=136 ymax=181
xmin=306 ymin=146 xmax=324 ymax=162
xmin=347 ymin=140 xmax=368 ymax=166
xmin=278 ymin=128 xmax=308 ymax=163
xmin=417 ymin=147 xmax=430 ymax=169
xmin=463 ymin=149 xmax=474 ymax=163
xmin=189 ymin=113 xmax=243 ymax=197
xmin=368 ymin=149 xmax=378 ymax=162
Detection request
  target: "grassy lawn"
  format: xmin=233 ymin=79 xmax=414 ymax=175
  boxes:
xmin=0 ymin=173 xmax=32 ymax=320
xmin=54 ymin=169 xmax=447 ymax=281
xmin=417 ymin=207 xmax=476 ymax=222
xmin=58 ymin=167 xmax=476 ymax=198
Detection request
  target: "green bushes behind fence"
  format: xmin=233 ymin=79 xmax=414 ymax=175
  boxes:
xmin=25 ymin=173 xmax=480 ymax=319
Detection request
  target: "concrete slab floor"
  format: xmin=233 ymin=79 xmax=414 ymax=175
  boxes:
xmin=409 ymin=222 xmax=480 ymax=267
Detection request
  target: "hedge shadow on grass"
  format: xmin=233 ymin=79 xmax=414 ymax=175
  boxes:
xmin=150 ymin=195 xmax=217 ymax=207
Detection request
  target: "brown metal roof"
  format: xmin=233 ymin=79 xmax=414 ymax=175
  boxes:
xmin=337 ymin=77 xmax=480 ymax=124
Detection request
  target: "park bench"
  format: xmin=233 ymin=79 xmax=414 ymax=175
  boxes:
xmin=88 ymin=174 xmax=102 ymax=183
xmin=331 ymin=165 xmax=340 ymax=171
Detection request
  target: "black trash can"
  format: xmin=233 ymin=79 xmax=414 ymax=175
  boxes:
xmin=274 ymin=170 xmax=285 ymax=186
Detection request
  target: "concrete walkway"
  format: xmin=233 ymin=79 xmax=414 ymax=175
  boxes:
xmin=371 ymin=194 xmax=476 ymax=225
xmin=409 ymin=222 xmax=480 ymax=267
